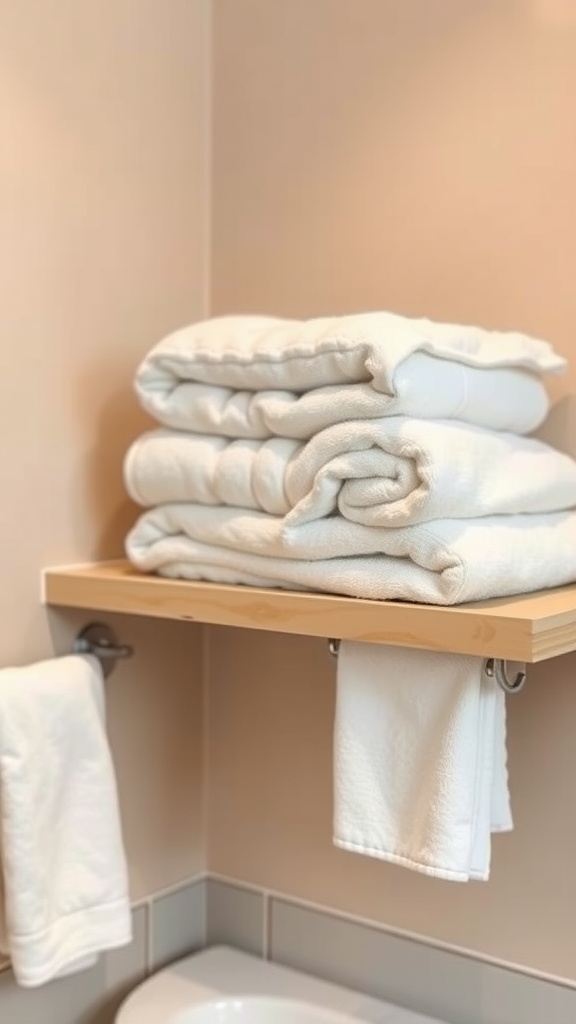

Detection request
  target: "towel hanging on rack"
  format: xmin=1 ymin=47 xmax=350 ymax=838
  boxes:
xmin=0 ymin=653 xmax=132 ymax=986
xmin=333 ymin=642 xmax=512 ymax=881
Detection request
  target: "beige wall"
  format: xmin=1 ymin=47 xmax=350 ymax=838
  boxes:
xmin=0 ymin=0 xmax=210 ymax=901
xmin=209 ymin=0 xmax=576 ymax=980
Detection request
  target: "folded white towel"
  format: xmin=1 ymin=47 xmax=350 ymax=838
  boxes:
xmin=333 ymin=643 xmax=511 ymax=881
xmin=125 ymin=503 xmax=576 ymax=605
xmin=135 ymin=313 xmax=562 ymax=434
xmin=0 ymin=654 xmax=132 ymax=987
xmin=125 ymin=430 xmax=299 ymax=515
xmin=135 ymin=363 xmax=551 ymax=439
xmin=124 ymin=420 xmax=576 ymax=527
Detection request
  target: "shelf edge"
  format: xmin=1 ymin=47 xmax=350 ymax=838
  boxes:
xmin=41 ymin=561 xmax=576 ymax=663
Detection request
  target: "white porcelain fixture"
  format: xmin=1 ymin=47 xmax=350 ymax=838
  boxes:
xmin=115 ymin=946 xmax=447 ymax=1024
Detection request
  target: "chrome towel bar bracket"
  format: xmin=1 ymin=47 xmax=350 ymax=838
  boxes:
xmin=327 ymin=639 xmax=526 ymax=696
xmin=74 ymin=622 xmax=133 ymax=679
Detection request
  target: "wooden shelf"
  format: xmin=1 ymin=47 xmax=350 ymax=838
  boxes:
xmin=42 ymin=559 xmax=576 ymax=663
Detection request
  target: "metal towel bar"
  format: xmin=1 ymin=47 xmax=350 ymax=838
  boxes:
xmin=74 ymin=622 xmax=133 ymax=679
xmin=72 ymin=622 xmax=528 ymax=693
xmin=327 ymin=638 xmax=526 ymax=695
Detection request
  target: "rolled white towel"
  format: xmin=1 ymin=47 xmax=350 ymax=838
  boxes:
xmin=124 ymin=419 xmax=576 ymax=528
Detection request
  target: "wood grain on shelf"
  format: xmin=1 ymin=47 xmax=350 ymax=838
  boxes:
xmin=42 ymin=559 xmax=576 ymax=663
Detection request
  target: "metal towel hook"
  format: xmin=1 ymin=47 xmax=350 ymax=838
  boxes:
xmin=327 ymin=639 xmax=526 ymax=696
xmin=484 ymin=657 xmax=526 ymax=695
xmin=74 ymin=622 xmax=133 ymax=679
xmin=328 ymin=638 xmax=341 ymax=659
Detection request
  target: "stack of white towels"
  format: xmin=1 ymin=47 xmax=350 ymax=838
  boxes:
xmin=125 ymin=311 xmax=576 ymax=602
xmin=125 ymin=311 xmax=576 ymax=881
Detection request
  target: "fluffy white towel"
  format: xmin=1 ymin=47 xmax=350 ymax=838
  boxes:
xmin=135 ymin=313 xmax=563 ymax=434
xmin=0 ymin=654 xmax=131 ymax=987
xmin=125 ymin=503 xmax=576 ymax=605
xmin=125 ymin=430 xmax=299 ymax=515
xmin=124 ymin=420 xmax=576 ymax=527
xmin=135 ymin=362 xmax=550 ymax=438
xmin=333 ymin=643 xmax=512 ymax=881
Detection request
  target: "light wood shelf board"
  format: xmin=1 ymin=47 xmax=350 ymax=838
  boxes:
xmin=42 ymin=560 xmax=576 ymax=663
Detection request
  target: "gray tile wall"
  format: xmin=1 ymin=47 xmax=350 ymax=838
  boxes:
xmin=206 ymin=878 xmax=265 ymax=957
xmin=150 ymin=879 xmax=206 ymax=972
xmin=207 ymin=878 xmax=576 ymax=1024
xmin=0 ymin=879 xmax=204 ymax=1024
xmin=0 ymin=905 xmax=147 ymax=1024
xmin=2 ymin=876 xmax=575 ymax=1024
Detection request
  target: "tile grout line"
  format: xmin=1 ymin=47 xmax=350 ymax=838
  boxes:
xmin=262 ymin=889 xmax=271 ymax=960
xmin=133 ymin=870 xmax=206 ymax=908
xmin=203 ymin=875 xmax=209 ymax=948
xmin=145 ymin=896 xmax=154 ymax=976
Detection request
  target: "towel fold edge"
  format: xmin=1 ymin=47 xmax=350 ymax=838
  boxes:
xmin=333 ymin=837 xmax=482 ymax=883
xmin=7 ymin=897 xmax=132 ymax=988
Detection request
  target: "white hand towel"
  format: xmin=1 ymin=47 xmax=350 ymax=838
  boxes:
xmin=333 ymin=643 xmax=512 ymax=881
xmin=0 ymin=654 xmax=132 ymax=987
